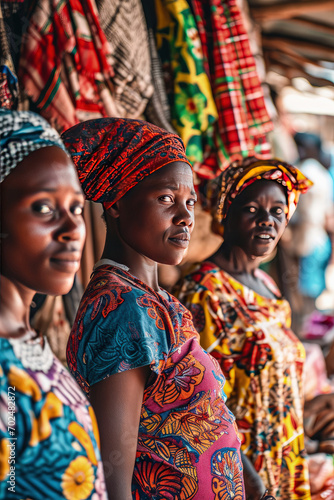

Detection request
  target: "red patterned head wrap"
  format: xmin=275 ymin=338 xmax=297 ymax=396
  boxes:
xmin=203 ymin=155 xmax=313 ymax=236
xmin=62 ymin=118 xmax=191 ymax=209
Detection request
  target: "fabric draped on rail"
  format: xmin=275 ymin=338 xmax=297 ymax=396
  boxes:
xmin=189 ymin=0 xmax=274 ymax=179
xmin=18 ymin=0 xmax=118 ymax=132
xmin=154 ymin=0 xmax=219 ymax=175
xmin=95 ymin=0 xmax=153 ymax=119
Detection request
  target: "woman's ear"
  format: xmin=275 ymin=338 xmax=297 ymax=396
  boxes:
xmin=105 ymin=201 xmax=120 ymax=219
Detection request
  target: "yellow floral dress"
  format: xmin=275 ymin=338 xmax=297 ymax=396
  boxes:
xmin=175 ymin=261 xmax=311 ymax=500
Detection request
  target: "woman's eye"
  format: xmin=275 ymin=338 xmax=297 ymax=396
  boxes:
xmin=187 ymin=199 xmax=197 ymax=207
xmin=244 ymin=206 xmax=257 ymax=213
xmin=32 ymin=202 xmax=53 ymax=215
xmin=273 ymin=207 xmax=284 ymax=215
xmin=72 ymin=205 xmax=84 ymax=216
xmin=159 ymin=195 xmax=174 ymax=203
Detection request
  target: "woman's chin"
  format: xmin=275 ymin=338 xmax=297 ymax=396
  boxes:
xmin=35 ymin=277 xmax=75 ymax=297
xmin=159 ymin=253 xmax=187 ymax=267
xmin=251 ymin=244 xmax=276 ymax=259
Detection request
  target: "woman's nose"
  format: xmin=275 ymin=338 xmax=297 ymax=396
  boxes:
xmin=174 ymin=206 xmax=194 ymax=227
xmin=56 ymin=213 xmax=86 ymax=243
xmin=258 ymin=211 xmax=274 ymax=226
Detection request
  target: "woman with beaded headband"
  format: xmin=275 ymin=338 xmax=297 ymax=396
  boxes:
xmin=62 ymin=117 xmax=246 ymax=500
xmin=0 ymin=109 xmax=107 ymax=499
xmin=174 ymin=156 xmax=313 ymax=500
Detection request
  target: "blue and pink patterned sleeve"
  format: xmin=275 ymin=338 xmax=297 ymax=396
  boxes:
xmin=72 ymin=286 xmax=171 ymax=388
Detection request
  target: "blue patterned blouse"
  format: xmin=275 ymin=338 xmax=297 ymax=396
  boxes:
xmin=67 ymin=263 xmax=245 ymax=500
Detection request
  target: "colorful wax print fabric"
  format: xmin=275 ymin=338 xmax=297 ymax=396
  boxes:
xmin=175 ymin=261 xmax=311 ymax=500
xmin=67 ymin=264 xmax=245 ymax=500
xmin=0 ymin=65 xmax=18 ymax=110
xmin=0 ymin=335 xmax=107 ymax=499
xmin=190 ymin=0 xmax=273 ymax=178
xmin=19 ymin=0 xmax=117 ymax=133
xmin=154 ymin=0 xmax=219 ymax=173
xmin=0 ymin=4 xmax=19 ymax=110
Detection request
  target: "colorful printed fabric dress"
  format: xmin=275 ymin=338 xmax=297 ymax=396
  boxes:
xmin=175 ymin=261 xmax=311 ymax=500
xmin=67 ymin=263 xmax=245 ymax=500
xmin=0 ymin=335 xmax=107 ymax=500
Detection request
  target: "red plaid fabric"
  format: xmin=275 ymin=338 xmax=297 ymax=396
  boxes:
xmin=18 ymin=0 xmax=116 ymax=132
xmin=191 ymin=0 xmax=273 ymax=179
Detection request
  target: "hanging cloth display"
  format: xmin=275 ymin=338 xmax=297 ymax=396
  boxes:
xmin=95 ymin=0 xmax=153 ymax=119
xmin=144 ymin=26 xmax=177 ymax=134
xmin=190 ymin=0 xmax=273 ymax=179
xmin=0 ymin=4 xmax=19 ymax=110
xmin=18 ymin=0 xmax=119 ymax=132
xmin=154 ymin=0 xmax=219 ymax=173
xmin=141 ymin=0 xmax=176 ymax=134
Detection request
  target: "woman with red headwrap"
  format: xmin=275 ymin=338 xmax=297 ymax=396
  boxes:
xmin=174 ymin=157 xmax=313 ymax=500
xmin=62 ymin=118 xmax=245 ymax=500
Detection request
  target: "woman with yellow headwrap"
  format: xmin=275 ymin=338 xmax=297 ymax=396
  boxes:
xmin=174 ymin=156 xmax=313 ymax=500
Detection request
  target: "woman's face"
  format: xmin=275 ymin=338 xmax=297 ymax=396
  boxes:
xmin=1 ymin=146 xmax=86 ymax=296
xmin=224 ymin=179 xmax=287 ymax=258
xmin=114 ymin=161 xmax=196 ymax=266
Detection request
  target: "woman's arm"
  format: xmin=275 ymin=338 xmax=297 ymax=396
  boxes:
xmin=241 ymin=452 xmax=266 ymax=500
xmin=90 ymin=365 xmax=150 ymax=500
xmin=304 ymin=392 xmax=334 ymax=415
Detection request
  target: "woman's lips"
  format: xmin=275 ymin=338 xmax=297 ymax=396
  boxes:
xmin=168 ymin=233 xmax=190 ymax=248
xmin=50 ymin=252 xmax=81 ymax=273
xmin=254 ymin=232 xmax=275 ymax=242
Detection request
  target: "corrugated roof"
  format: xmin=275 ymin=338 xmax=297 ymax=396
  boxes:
xmin=248 ymin=0 xmax=334 ymax=86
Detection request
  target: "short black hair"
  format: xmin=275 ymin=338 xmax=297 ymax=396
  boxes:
xmin=294 ymin=132 xmax=322 ymax=152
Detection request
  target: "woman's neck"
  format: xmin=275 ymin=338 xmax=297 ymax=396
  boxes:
xmin=210 ymin=242 xmax=261 ymax=276
xmin=102 ymin=238 xmax=160 ymax=292
xmin=0 ymin=275 xmax=34 ymax=338
xmin=208 ymin=243 xmax=277 ymax=299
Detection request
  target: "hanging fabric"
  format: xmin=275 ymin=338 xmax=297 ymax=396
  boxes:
xmin=190 ymin=0 xmax=273 ymax=179
xmin=0 ymin=4 xmax=19 ymax=110
xmin=154 ymin=0 xmax=219 ymax=174
xmin=95 ymin=0 xmax=153 ymax=119
xmin=144 ymin=26 xmax=177 ymax=134
xmin=142 ymin=0 xmax=176 ymax=134
xmin=18 ymin=0 xmax=119 ymax=132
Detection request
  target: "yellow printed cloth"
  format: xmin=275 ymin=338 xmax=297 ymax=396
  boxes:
xmin=175 ymin=261 xmax=311 ymax=500
xmin=154 ymin=0 xmax=218 ymax=174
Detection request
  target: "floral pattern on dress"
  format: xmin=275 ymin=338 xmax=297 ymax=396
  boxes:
xmin=68 ymin=264 xmax=245 ymax=499
xmin=211 ymin=448 xmax=244 ymax=500
xmin=175 ymin=261 xmax=311 ymax=500
xmin=0 ymin=336 xmax=107 ymax=500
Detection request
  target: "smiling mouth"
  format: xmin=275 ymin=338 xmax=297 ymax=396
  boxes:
xmin=255 ymin=233 xmax=275 ymax=242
